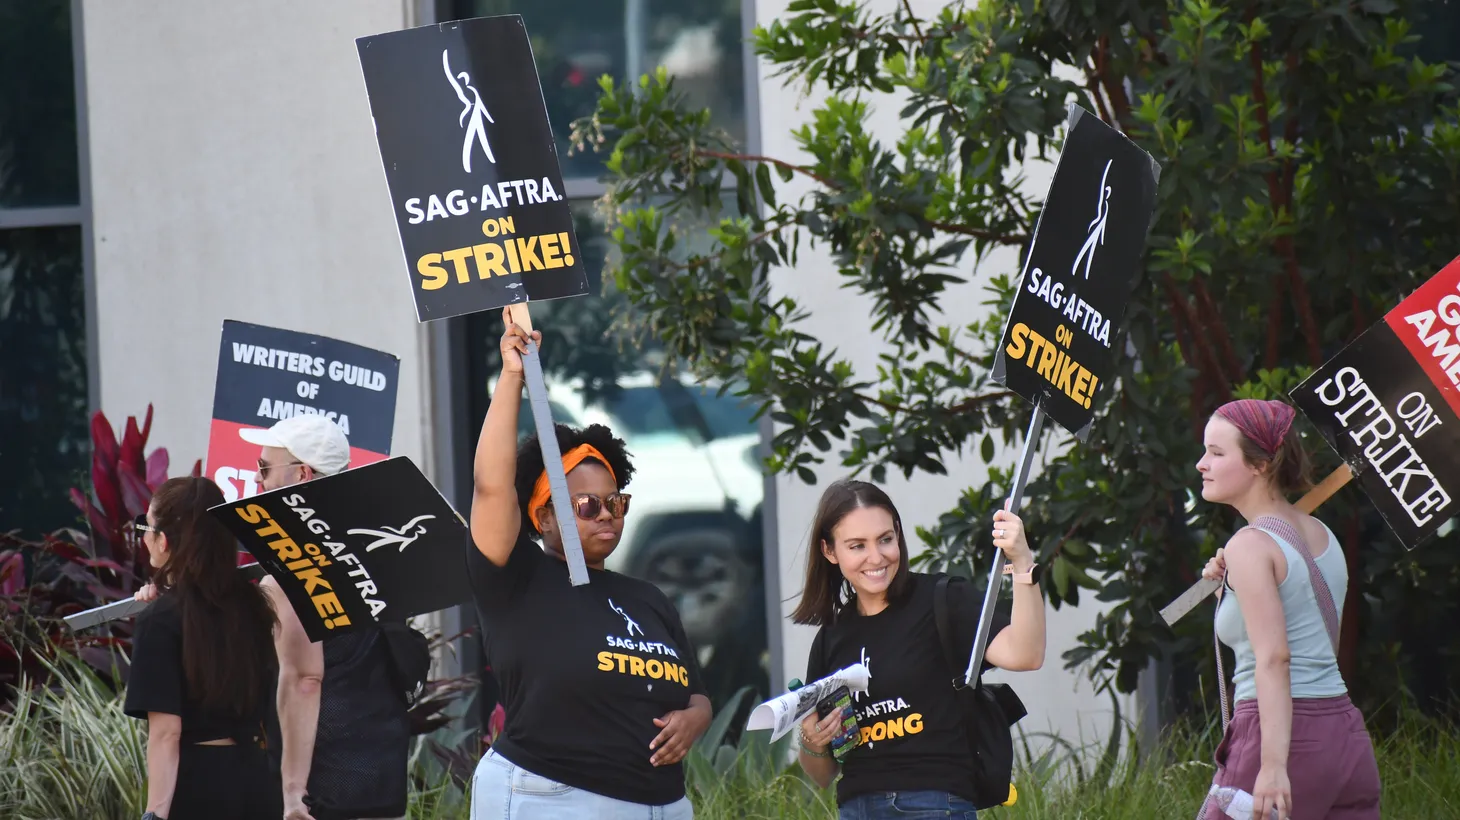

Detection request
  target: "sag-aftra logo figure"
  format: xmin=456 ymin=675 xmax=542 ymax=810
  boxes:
xmin=443 ymin=49 xmax=496 ymax=173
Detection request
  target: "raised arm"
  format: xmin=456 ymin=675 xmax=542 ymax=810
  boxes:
xmin=469 ymin=310 xmax=540 ymax=566
xmin=985 ymin=505 xmax=1046 ymax=672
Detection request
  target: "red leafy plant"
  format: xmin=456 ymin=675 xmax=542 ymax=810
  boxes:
xmin=1 ymin=405 xmax=198 ymax=700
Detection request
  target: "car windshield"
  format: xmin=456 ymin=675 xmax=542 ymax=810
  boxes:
xmin=601 ymin=382 xmax=756 ymax=443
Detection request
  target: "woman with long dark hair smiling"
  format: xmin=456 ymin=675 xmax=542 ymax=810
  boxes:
xmin=793 ymin=479 xmax=1046 ymax=820
xmin=125 ymin=477 xmax=280 ymax=820
xmin=465 ymin=311 xmax=712 ymax=819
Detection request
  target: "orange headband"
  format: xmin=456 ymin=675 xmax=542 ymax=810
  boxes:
xmin=528 ymin=444 xmax=617 ymax=532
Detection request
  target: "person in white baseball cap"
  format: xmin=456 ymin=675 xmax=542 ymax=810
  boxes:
xmin=241 ymin=413 xmax=410 ymax=820
xmin=239 ymin=415 xmax=351 ymax=491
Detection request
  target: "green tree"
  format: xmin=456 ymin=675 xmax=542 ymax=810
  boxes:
xmin=571 ymin=0 xmax=1460 ymax=718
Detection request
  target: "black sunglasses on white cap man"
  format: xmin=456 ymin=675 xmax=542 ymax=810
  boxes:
xmin=239 ymin=415 xmax=351 ymax=482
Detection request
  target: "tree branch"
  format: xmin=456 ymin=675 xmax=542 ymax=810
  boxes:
xmin=1094 ymin=36 xmax=1135 ymax=131
xmin=850 ymin=389 xmax=1014 ymax=418
xmin=1085 ymin=63 xmax=1115 ymax=125
xmin=899 ymin=0 xmax=927 ymax=44
xmin=1262 ymin=274 xmax=1286 ymax=370
xmin=691 ymin=149 xmax=838 ymax=188
xmin=689 ymin=148 xmax=1029 ymax=245
xmin=1162 ymin=275 xmax=1228 ymax=413
xmin=1249 ymin=31 xmax=1322 ymax=367
xmin=1190 ymin=278 xmax=1244 ymax=383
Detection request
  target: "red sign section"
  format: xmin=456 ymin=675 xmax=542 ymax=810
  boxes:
xmin=1384 ymin=255 xmax=1460 ymax=419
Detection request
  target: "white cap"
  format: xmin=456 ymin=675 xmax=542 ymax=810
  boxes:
xmin=239 ymin=415 xmax=351 ymax=476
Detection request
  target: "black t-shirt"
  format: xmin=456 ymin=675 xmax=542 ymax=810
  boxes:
xmin=805 ymin=572 xmax=1012 ymax=805
xmin=466 ymin=528 xmax=708 ymax=806
xmin=262 ymin=628 xmax=410 ymax=820
xmin=125 ymin=594 xmax=271 ymax=744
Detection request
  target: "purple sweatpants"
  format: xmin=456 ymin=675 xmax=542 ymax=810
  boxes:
xmin=1204 ymin=695 xmax=1380 ymax=820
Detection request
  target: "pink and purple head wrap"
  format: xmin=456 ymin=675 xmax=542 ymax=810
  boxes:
xmin=1214 ymin=399 xmax=1296 ymax=457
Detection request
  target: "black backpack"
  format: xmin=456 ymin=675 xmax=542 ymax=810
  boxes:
xmin=932 ymin=575 xmax=1028 ymax=810
xmin=378 ymin=619 xmax=431 ymax=708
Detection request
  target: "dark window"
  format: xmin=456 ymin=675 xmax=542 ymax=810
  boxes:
xmin=0 ymin=226 xmax=89 ymax=536
xmin=441 ymin=0 xmax=746 ymax=180
xmin=0 ymin=0 xmax=89 ymax=537
xmin=0 ymin=0 xmax=80 ymax=207
xmin=1414 ymin=1 xmax=1460 ymax=64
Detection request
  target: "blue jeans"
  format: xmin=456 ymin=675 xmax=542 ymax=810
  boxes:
xmin=838 ymin=790 xmax=978 ymax=820
xmin=470 ymin=747 xmax=693 ymax=820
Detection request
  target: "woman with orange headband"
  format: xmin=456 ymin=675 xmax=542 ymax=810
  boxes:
xmin=464 ymin=309 xmax=712 ymax=820
xmin=1195 ymin=399 xmax=1380 ymax=820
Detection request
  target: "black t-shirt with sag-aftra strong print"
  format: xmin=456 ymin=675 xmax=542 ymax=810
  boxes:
xmin=465 ymin=528 xmax=706 ymax=806
xmin=806 ymin=572 xmax=1011 ymax=806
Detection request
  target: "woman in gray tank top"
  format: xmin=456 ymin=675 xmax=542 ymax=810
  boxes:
xmin=1194 ymin=399 xmax=1380 ymax=820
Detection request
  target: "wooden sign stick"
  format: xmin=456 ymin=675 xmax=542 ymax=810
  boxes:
xmin=507 ymin=303 xmax=590 ymax=586
xmin=1159 ymin=463 xmax=1354 ymax=626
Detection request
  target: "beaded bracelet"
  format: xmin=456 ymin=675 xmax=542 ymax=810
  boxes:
xmin=798 ymin=729 xmax=831 ymax=758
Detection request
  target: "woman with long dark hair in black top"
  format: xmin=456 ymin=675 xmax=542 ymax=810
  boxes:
xmin=794 ymin=479 xmax=1047 ymax=820
xmin=465 ymin=311 xmax=712 ymax=819
xmin=125 ymin=477 xmax=280 ymax=820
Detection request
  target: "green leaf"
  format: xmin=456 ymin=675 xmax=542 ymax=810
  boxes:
xmin=755 ymin=163 xmax=777 ymax=209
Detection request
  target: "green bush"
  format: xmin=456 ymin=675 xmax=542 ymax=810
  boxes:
xmin=0 ymin=653 xmax=145 ymax=819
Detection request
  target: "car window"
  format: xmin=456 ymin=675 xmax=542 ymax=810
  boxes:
xmin=516 ymin=397 xmax=580 ymax=440
xmin=691 ymin=385 xmax=757 ymax=440
xmin=602 ymin=387 xmax=679 ymax=437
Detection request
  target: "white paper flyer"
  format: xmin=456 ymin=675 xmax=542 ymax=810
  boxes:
xmin=745 ymin=663 xmax=870 ymax=741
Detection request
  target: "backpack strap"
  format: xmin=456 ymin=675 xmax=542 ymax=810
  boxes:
xmin=1249 ymin=515 xmax=1341 ymax=652
xmin=933 ymin=575 xmax=971 ymax=690
xmin=1213 ymin=517 xmax=1341 ymax=733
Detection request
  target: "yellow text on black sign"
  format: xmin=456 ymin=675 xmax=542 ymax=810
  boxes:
xmin=236 ymin=504 xmax=351 ymax=630
xmin=416 ymin=216 xmax=576 ymax=291
xmin=1005 ymin=322 xmax=1101 ymax=408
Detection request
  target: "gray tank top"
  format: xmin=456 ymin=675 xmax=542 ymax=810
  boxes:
xmin=1214 ymin=522 xmax=1347 ymax=703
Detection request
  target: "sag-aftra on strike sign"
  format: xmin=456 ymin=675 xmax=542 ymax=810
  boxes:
xmin=357 ymin=15 xmax=589 ymax=321
xmin=1294 ymin=257 xmax=1460 ymax=549
xmin=991 ymin=105 xmax=1161 ymax=440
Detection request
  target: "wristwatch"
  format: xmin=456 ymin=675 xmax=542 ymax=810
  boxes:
xmin=142 ymin=812 xmax=164 ymax=820
xmin=1004 ymin=562 xmax=1042 ymax=585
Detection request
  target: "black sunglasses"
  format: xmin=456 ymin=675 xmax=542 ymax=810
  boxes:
xmin=569 ymin=493 xmax=631 ymax=520
xmin=131 ymin=514 xmax=159 ymax=535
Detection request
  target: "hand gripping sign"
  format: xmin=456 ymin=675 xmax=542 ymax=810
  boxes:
xmin=358 ymin=16 xmax=593 ymax=585
xmin=206 ymin=320 xmax=400 ymax=503
xmin=211 ymin=457 xmax=472 ymax=642
xmin=969 ymin=105 xmax=1160 ymax=684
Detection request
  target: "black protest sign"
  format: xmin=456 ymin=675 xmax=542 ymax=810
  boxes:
xmin=206 ymin=321 xmax=400 ymax=503
xmin=357 ymin=15 xmax=589 ymax=322
xmin=991 ymin=105 xmax=1161 ymax=440
xmin=212 ymin=457 xmax=470 ymax=642
xmin=1293 ymin=258 xmax=1460 ymax=549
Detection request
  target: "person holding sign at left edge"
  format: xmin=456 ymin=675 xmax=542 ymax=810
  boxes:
xmin=465 ymin=310 xmax=712 ymax=819
xmin=125 ymin=478 xmax=281 ymax=820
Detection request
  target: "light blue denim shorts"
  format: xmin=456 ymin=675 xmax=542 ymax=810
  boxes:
xmin=470 ymin=747 xmax=694 ymax=820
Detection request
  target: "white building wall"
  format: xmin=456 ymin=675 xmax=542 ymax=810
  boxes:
xmin=756 ymin=0 xmax=1132 ymax=764
xmin=79 ymin=0 xmax=433 ymax=478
